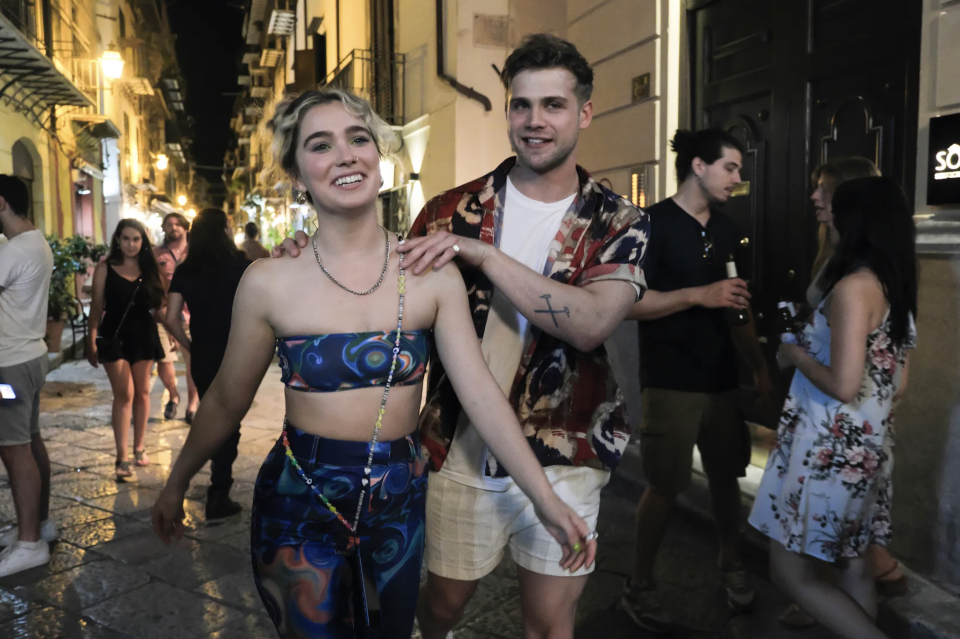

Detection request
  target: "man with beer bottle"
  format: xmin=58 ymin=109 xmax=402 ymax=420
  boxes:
xmin=621 ymin=128 xmax=776 ymax=634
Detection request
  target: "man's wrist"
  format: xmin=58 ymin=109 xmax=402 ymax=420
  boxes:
xmin=686 ymin=286 xmax=704 ymax=307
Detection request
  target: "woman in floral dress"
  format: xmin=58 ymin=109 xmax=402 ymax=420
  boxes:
xmin=749 ymin=176 xmax=917 ymax=639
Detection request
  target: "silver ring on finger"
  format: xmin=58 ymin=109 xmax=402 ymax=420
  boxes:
xmin=585 ymin=531 xmax=599 ymax=542
xmin=452 ymin=244 xmax=460 ymax=253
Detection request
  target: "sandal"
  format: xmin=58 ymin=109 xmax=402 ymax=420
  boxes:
xmin=875 ymin=562 xmax=909 ymax=597
xmin=115 ymin=460 xmax=134 ymax=481
xmin=163 ymin=400 xmax=179 ymax=420
xmin=134 ymin=449 xmax=150 ymax=467
xmin=779 ymin=603 xmax=816 ymax=629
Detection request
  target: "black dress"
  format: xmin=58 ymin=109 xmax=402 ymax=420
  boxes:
xmin=96 ymin=266 xmax=165 ymax=364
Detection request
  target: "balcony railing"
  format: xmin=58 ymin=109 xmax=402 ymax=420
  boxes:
xmin=0 ymin=0 xmax=97 ymax=99
xmin=322 ymin=49 xmax=405 ymax=126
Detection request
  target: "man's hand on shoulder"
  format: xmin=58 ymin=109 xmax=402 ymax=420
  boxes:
xmin=397 ymin=231 xmax=486 ymax=275
xmin=271 ymin=230 xmax=310 ymax=258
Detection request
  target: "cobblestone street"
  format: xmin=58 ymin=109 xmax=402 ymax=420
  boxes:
xmin=0 ymin=360 xmax=836 ymax=638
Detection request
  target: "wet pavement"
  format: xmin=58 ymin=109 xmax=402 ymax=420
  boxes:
xmin=0 ymin=359 xmax=837 ymax=638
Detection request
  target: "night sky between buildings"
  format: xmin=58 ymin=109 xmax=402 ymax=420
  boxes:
xmin=167 ymin=0 xmax=245 ymax=204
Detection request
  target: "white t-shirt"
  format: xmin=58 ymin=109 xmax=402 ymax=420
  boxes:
xmin=0 ymin=229 xmax=54 ymax=366
xmin=439 ymin=177 xmax=575 ymax=491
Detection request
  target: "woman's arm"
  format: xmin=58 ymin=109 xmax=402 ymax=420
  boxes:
xmin=163 ymin=292 xmax=191 ymax=353
xmin=894 ymin=353 xmax=910 ymax=402
xmin=152 ymin=263 xmax=277 ymax=542
xmin=779 ymin=273 xmax=886 ymax=404
xmin=85 ymin=263 xmax=107 ymax=368
xmin=430 ymin=265 xmax=595 ymax=570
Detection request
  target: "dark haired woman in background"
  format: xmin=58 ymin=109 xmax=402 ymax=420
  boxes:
xmin=749 ymin=176 xmax=917 ymax=639
xmin=164 ymin=209 xmax=251 ymax=521
xmin=87 ymin=219 xmax=166 ymax=480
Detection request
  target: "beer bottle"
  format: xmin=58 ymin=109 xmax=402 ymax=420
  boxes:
xmin=724 ymin=254 xmax=749 ymax=326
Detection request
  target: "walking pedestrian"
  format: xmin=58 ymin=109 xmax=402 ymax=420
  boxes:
xmin=623 ymin=129 xmax=777 ymax=633
xmin=154 ymin=212 xmax=198 ymax=422
xmin=0 ymin=175 xmax=56 ymax=576
xmin=749 ymin=176 xmax=917 ymax=639
xmin=163 ymin=208 xmax=250 ymax=521
xmin=87 ymin=219 xmax=166 ymax=480
xmin=151 ymin=87 xmax=595 ymax=638
xmin=781 ymin=157 xmax=906 ymax=630
xmin=239 ymin=222 xmax=270 ymax=260
xmin=277 ymin=34 xmax=649 ymax=639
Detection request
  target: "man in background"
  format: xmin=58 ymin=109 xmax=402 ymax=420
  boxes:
xmin=0 ymin=175 xmax=56 ymax=576
xmin=154 ymin=212 xmax=198 ymax=422
xmin=239 ymin=222 xmax=269 ymax=261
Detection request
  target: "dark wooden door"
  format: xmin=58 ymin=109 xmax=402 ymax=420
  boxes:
xmin=687 ymin=0 xmax=920 ymax=316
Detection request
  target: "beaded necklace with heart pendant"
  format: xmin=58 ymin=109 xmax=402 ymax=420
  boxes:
xmin=281 ymin=234 xmax=407 ymax=533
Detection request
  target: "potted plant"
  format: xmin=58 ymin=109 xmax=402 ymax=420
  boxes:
xmin=44 ymin=235 xmax=107 ymax=353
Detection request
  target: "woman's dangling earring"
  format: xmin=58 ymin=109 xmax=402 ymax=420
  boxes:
xmin=297 ymin=191 xmax=307 ymax=205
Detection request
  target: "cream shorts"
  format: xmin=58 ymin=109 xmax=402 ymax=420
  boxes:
xmin=425 ymin=466 xmax=609 ymax=580
xmin=156 ymin=322 xmax=190 ymax=365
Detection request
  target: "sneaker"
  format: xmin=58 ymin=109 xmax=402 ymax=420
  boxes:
xmin=722 ymin=564 xmax=756 ymax=613
xmin=205 ymin=489 xmax=243 ymax=522
xmin=0 ymin=540 xmax=50 ymax=577
xmin=619 ymin=577 xmax=674 ymax=634
xmin=0 ymin=519 xmax=58 ymax=547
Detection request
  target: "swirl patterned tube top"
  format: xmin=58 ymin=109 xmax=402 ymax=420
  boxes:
xmin=276 ymin=330 xmax=431 ymax=392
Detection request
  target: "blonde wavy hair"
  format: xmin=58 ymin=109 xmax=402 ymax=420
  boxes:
xmin=259 ymin=88 xmax=400 ymax=200
xmin=810 ymin=156 xmax=881 ymax=279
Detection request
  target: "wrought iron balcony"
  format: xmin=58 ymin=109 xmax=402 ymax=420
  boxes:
xmin=322 ymin=49 xmax=405 ymax=126
xmin=0 ymin=0 xmax=96 ymax=128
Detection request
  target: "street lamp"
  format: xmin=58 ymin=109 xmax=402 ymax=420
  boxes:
xmin=100 ymin=48 xmax=125 ymax=80
xmin=155 ymin=154 xmax=168 ymax=171
xmin=177 ymin=195 xmax=187 ymax=207
xmin=186 ymin=208 xmax=196 ymax=218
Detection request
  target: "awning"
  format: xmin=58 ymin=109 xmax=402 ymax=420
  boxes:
xmin=0 ymin=13 xmax=95 ymax=128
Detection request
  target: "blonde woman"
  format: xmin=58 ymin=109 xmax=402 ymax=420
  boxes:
xmin=150 ymin=88 xmax=595 ymax=638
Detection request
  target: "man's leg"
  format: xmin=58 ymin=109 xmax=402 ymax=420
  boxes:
xmin=633 ymin=486 xmax=676 ymax=582
xmin=698 ymin=391 xmax=754 ymax=611
xmin=517 ymin=568 xmax=588 ymax=639
xmin=510 ymin=467 xmax=605 ymax=639
xmin=417 ymin=472 xmax=512 ymax=638
xmin=155 ymin=322 xmax=181 ymax=417
xmin=0 ymin=445 xmax=40 ymax=542
xmin=625 ymin=389 xmax=703 ymax=633
xmin=30 ymin=434 xmax=50 ymax=523
xmin=417 ymin=573 xmax=481 ymax=638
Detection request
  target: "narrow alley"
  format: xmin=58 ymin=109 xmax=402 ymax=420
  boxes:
xmin=0 ymin=359 xmax=835 ymax=639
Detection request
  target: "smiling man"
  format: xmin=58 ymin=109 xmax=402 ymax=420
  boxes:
xmin=401 ymin=35 xmax=648 ymax=639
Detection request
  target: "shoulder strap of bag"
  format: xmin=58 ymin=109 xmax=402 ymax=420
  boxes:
xmin=111 ymin=278 xmax=141 ymax=340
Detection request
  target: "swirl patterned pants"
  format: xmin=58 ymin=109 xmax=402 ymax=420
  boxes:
xmin=251 ymin=426 xmax=427 ymax=638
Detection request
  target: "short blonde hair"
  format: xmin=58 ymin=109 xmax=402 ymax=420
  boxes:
xmin=259 ymin=88 xmax=400 ymax=196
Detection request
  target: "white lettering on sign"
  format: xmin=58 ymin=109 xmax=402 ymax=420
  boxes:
xmin=934 ymin=144 xmax=960 ymax=178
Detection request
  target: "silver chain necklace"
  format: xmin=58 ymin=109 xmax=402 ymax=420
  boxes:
xmin=311 ymin=226 xmax=390 ymax=296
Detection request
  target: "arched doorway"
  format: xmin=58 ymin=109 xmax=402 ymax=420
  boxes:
xmin=12 ymin=139 xmax=43 ymax=226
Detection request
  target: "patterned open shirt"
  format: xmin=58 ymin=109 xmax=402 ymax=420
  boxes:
xmin=411 ymin=157 xmax=650 ymax=476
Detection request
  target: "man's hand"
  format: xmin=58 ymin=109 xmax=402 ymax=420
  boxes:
xmin=396 ymin=231 xmax=486 ymax=275
xmin=695 ymin=279 xmax=750 ymax=309
xmin=271 ymin=230 xmax=310 ymax=258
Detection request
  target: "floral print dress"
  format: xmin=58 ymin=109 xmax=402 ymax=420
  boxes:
xmin=748 ymin=296 xmax=916 ymax=561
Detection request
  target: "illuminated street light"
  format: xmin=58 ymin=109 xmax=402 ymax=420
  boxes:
xmin=186 ymin=208 xmax=196 ymax=218
xmin=177 ymin=195 xmax=187 ymax=206
xmin=155 ymin=154 xmax=168 ymax=171
xmin=100 ymin=48 xmax=125 ymax=80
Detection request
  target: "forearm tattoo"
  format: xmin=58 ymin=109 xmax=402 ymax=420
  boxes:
xmin=534 ymin=294 xmax=570 ymax=327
